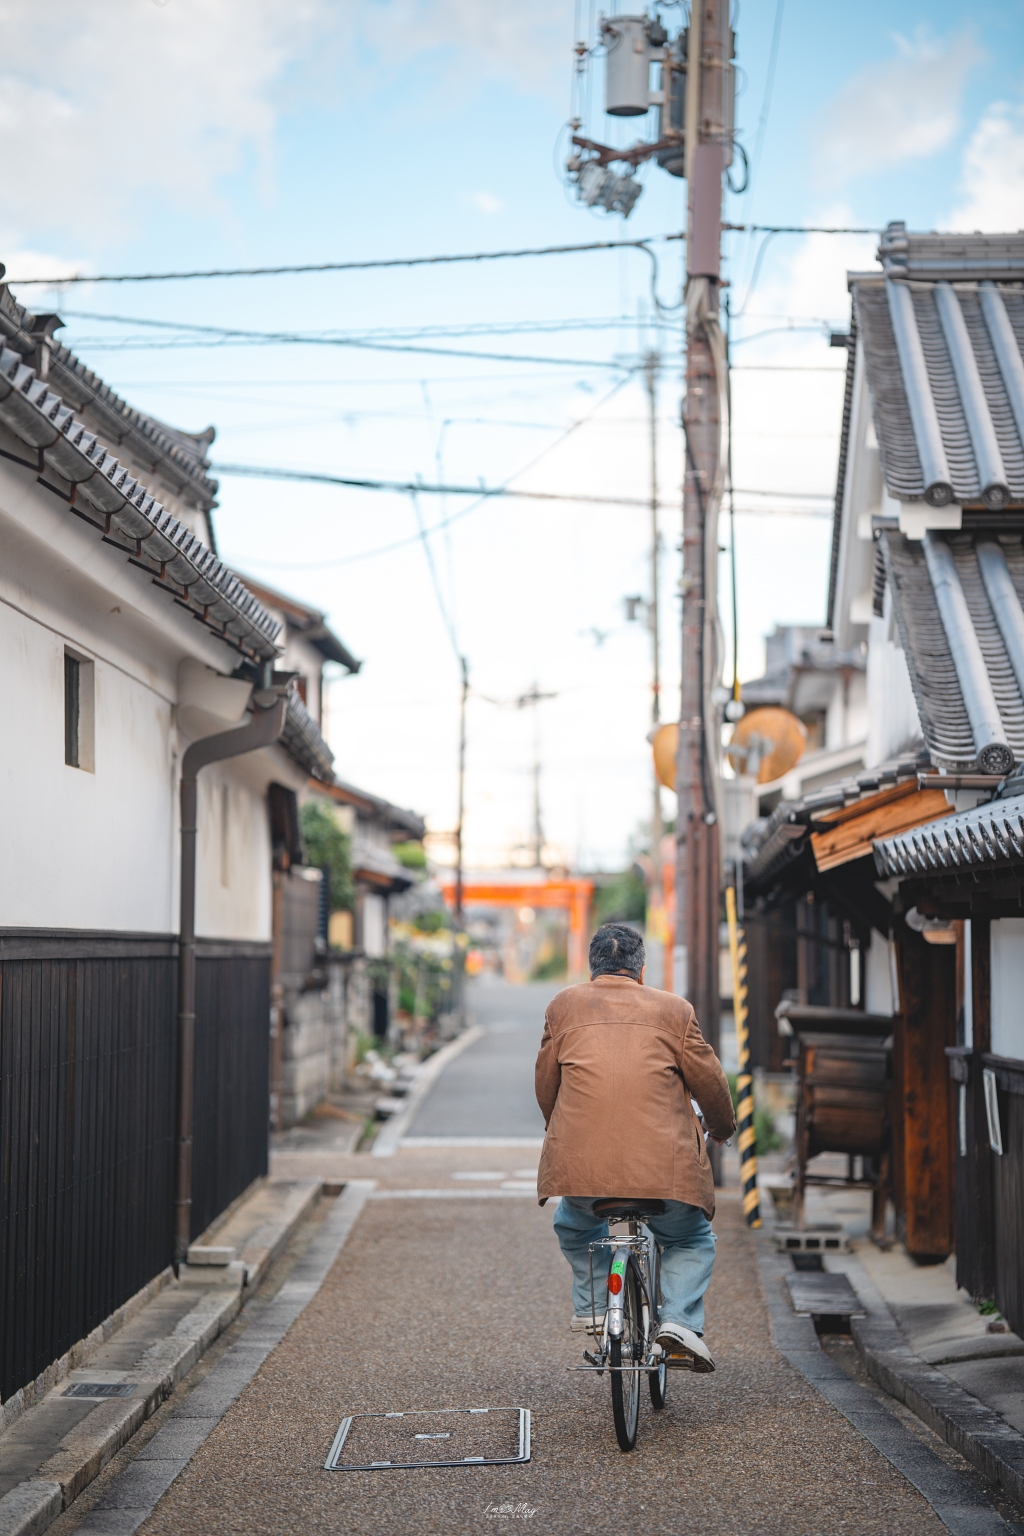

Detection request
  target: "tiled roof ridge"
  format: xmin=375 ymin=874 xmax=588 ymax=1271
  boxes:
xmin=0 ymin=337 xmax=281 ymax=663
xmin=282 ymin=690 xmax=335 ymax=782
xmin=874 ymin=789 xmax=1024 ymax=878
xmin=742 ymin=751 xmax=931 ymax=889
xmin=0 ymin=284 xmax=218 ymax=504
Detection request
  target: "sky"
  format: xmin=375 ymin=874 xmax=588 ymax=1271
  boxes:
xmin=4 ymin=0 xmax=1024 ymax=869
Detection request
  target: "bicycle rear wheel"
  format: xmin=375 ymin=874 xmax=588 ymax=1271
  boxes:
xmin=610 ymin=1263 xmax=642 ymax=1451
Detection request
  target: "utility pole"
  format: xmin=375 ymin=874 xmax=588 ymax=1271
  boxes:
xmin=675 ymin=0 xmax=730 ymax=1064
xmin=453 ymin=654 xmax=469 ymax=1026
xmin=454 ymin=655 xmax=469 ymax=923
xmin=644 ymin=348 xmax=663 ymax=849
xmin=563 ymin=3 xmax=733 ymax=1055
xmin=515 ymin=683 xmax=557 ymax=868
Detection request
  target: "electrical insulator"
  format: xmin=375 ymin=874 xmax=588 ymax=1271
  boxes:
xmin=601 ymin=14 xmax=656 ymax=117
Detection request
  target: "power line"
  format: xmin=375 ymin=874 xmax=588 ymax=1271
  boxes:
xmin=213 ymin=458 xmax=833 ymax=508
xmin=6 ymin=235 xmax=683 ymax=287
xmin=725 ymin=223 xmax=878 ymax=235
xmin=213 ymin=461 xmax=659 ymax=507
xmin=4 ymin=225 xmax=883 ymax=289
xmin=59 ymin=310 xmax=634 ymax=370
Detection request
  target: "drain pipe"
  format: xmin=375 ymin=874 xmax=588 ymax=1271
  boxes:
xmin=174 ymin=676 xmax=289 ymax=1266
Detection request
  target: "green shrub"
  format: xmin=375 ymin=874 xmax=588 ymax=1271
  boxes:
xmin=593 ymin=869 xmax=646 ymax=926
xmin=299 ymin=801 xmax=354 ymax=910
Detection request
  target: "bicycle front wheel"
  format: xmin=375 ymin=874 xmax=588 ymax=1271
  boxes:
xmin=610 ymin=1263 xmax=642 ymax=1452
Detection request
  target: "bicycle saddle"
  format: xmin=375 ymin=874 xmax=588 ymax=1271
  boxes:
xmin=592 ymin=1198 xmax=666 ymax=1218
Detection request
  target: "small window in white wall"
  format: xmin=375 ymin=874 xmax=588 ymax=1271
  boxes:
xmin=64 ymin=648 xmax=95 ymax=771
xmin=990 ymin=919 xmax=1024 ymax=1062
xmin=220 ymin=783 xmax=230 ymax=887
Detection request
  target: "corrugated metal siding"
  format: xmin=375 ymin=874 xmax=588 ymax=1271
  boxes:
xmin=0 ymin=949 xmax=176 ymax=1401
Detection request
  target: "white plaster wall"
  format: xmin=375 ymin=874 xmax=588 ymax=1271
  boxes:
xmin=824 ymin=671 xmax=868 ymax=751
xmin=0 ymin=591 xmax=177 ymax=931
xmin=864 ymin=930 xmax=896 ymax=1017
xmin=865 ymin=592 xmax=922 ymax=768
xmin=0 ymin=470 xmax=281 ymax=938
xmin=990 ymin=919 xmax=1024 ymax=1062
xmin=833 ymin=361 xmax=883 ymax=652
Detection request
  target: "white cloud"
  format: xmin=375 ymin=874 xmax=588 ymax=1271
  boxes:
xmin=463 ymin=191 xmax=504 ymax=215
xmin=0 ymin=0 xmax=564 ymax=249
xmin=816 ymin=30 xmax=983 ymax=183
xmin=0 ymin=0 xmax=328 ymax=242
xmin=948 ymin=98 xmax=1024 ymax=231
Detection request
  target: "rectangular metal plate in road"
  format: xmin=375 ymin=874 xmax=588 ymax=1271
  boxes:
xmin=785 ymin=1270 xmax=864 ymax=1318
xmin=62 ymin=1382 xmax=136 ymax=1398
xmin=325 ymin=1408 xmax=530 ymax=1470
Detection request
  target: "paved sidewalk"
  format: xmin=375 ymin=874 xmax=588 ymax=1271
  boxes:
xmin=74 ymin=1174 xmax=965 ymax=1536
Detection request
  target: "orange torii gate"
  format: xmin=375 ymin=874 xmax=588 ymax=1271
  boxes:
xmin=439 ymin=880 xmax=595 ymax=980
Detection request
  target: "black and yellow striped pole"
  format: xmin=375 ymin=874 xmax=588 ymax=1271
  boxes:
xmin=725 ymin=884 xmax=761 ymax=1227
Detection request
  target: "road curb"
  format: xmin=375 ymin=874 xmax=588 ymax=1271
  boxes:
xmin=371 ymin=1026 xmax=484 ymax=1156
xmin=0 ymin=1178 xmax=328 ymax=1536
xmin=0 ymin=1482 xmax=62 ymax=1536
xmin=757 ymin=1241 xmax=1010 ymax=1535
xmin=72 ymin=1180 xmax=375 ymax=1536
xmin=841 ymin=1255 xmax=1024 ymax=1510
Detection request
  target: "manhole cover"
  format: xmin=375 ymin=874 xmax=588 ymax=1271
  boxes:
xmin=325 ymin=1408 xmax=530 ymax=1470
xmin=62 ymin=1383 xmax=135 ymax=1399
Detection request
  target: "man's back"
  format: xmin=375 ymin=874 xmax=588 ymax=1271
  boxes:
xmin=535 ymin=973 xmax=735 ymax=1216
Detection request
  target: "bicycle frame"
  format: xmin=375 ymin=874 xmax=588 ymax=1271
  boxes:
xmin=583 ymin=1221 xmax=661 ymax=1371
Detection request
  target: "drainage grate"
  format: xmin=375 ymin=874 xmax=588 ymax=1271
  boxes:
xmin=325 ymin=1408 xmax=530 ymax=1470
xmin=62 ymin=1382 xmax=136 ymax=1399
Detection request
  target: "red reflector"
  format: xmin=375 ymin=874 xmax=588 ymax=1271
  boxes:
xmin=607 ymin=1273 xmax=623 ymax=1295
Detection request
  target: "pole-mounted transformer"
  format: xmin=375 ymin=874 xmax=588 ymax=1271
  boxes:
xmin=567 ymin=11 xmax=735 ymax=215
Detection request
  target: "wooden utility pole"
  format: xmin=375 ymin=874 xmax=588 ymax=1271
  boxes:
xmin=675 ymin=0 xmax=731 ymax=1060
xmin=644 ymin=349 xmax=663 ymax=849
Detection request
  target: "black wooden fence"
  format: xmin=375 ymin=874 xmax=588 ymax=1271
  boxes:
xmin=0 ymin=931 xmax=270 ymax=1401
xmin=192 ymin=944 xmax=272 ymax=1239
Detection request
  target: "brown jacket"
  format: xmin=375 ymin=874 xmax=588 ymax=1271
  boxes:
xmin=535 ymin=974 xmax=736 ymax=1218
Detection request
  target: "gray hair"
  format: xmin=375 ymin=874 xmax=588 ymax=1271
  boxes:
xmin=589 ymin=923 xmax=645 ymax=980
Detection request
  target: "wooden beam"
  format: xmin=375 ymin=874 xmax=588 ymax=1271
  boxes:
xmin=893 ymin=928 xmax=956 ymax=1257
xmin=811 ymin=787 xmax=952 ymax=872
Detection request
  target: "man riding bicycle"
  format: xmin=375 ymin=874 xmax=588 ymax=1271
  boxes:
xmin=535 ymin=922 xmax=736 ymax=1372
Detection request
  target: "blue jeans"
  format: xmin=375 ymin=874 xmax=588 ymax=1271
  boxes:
xmin=552 ymin=1197 xmax=717 ymax=1333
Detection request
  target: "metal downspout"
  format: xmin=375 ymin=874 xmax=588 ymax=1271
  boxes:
xmin=934 ymin=282 xmax=1009 ymax=509
xmin=885 ymin=278 xmax=954 ymax=506
xmin=979 ymin=283 xmax=1024 ymax=453
xmin=174 ymin=688 xmax=288 ymax=1266
xmin=923 ymin=533 xmax=1014 ymax=775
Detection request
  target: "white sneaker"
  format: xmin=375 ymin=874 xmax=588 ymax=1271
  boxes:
xmin=570 ymin=1313 xmax=606 ymax=1333
xmin=655 ymin=1322 xmax=715 ymax=1372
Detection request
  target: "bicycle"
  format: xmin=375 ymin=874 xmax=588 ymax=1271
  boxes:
xmin=574 ymin=1197 xmax=674 ymax=1452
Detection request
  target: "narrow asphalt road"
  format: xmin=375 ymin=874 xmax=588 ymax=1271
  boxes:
xmin=405 ymin=979 xmax=556 ymax=1140
xmin=60 ymin=980 xmax=1018 ymax=1536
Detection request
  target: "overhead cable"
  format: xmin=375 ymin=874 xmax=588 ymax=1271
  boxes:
xmin=58 ymin=310 xmax=634 ymax=370
xmin=5 ymin=235 xmax=683 ymax=287
xmin=213 ymin=459 xmax=834 ymax=509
